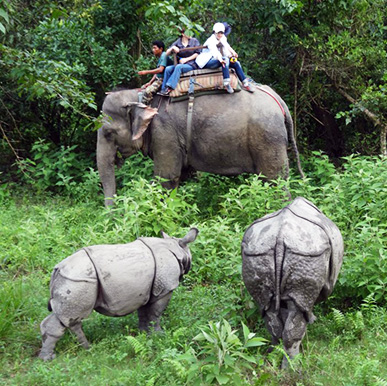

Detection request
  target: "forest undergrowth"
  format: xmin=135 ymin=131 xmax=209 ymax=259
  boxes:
xmin=1 ymin=152 xmax=387 ymax=385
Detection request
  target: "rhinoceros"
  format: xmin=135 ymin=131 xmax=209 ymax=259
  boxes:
xmin=241 ymin=197 xmax=343 ymax=367
xmin=39 ymin=228 xmax=198 ymax=360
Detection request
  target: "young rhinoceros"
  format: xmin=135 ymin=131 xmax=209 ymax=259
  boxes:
xmin=241 ymin=197 xmax=343 ymax=368
xmin=39 ymin=228 xmax=199 ymax=361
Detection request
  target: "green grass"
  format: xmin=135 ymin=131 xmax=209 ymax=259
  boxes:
xmin=1 ymin=153 xmax=387 ymax=385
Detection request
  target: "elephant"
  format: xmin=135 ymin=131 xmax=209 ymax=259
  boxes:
xmin=241 ymin=197 xmax=343 ymax=368
xmin=97 ymin=86 xmax=304 ymax=206
xmin=38 ymin=228 xmax=199 ymax=360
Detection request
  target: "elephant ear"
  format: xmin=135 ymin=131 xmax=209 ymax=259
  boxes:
xmin=125 ymin=102 xmax=158 ymax=141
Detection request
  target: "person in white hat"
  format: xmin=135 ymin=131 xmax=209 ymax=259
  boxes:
xmin=195 ymin=22 xmax=254 ymax=93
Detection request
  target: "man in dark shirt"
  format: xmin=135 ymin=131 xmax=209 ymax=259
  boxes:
xmin=159 ymin=28 xmax=201 ymax=95
xmin=137 ymin=40 xmax=173 ymax=104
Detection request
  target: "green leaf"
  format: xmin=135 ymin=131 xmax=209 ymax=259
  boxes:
xmin=0 ymin=9 xmax=9 ymax=22
xmin=245 ymin=337 xmax=268 ymax=347
xmin=165 ymin=5 xmax=175 ymax=13
xmin=216 ymin=374 xmax=230 ymax=384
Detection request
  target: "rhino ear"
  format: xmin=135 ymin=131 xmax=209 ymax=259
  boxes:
xmin=179 ymin=228 xmax=199 ymax=248
xmin=125 ymin=102 xmax=158 ymax=141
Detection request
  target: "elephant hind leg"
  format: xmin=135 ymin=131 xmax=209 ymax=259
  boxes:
xmin=137 ymin=292 xmax=173 ymax=332
xmin=69 ymin=322 xmax=90 ymax=349
xmin=281 ymin=300 xmax=307 ymax=369
xmin=39 ymin=314 xmax=66 ymax=361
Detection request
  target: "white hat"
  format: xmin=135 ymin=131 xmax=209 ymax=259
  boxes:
xmin=213 ymin=22 xmax=225 ymax=33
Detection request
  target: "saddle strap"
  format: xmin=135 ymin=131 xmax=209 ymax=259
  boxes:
xmin=186 ymin=95 xmax=195 ymax=165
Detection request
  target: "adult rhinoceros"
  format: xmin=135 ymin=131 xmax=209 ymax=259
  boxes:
xmin=241 ymin=197 xmax=344 ymax=368
xmin=97 ymin=86 xmax=303 ymax=206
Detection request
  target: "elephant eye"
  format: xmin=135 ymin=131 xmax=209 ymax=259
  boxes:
xmin=103 ymin=127 xmax=117 ymax=138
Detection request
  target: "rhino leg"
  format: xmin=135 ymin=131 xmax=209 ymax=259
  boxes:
xmin=264 ymin=304 xmax=284 ymax=349
xmin=281 ymin=300 xmax=307 ymax=369
xmin=137 ymin=292 xmax=173 ymax=332
xmin=39 ymin=314 xmax=66 ymax=361
xmin=69 ymin=322 xmax=90 ymax=349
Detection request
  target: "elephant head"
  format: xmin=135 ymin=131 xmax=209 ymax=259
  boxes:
xmin=97 ymin=95 xmax=158 ymax=205
xmin=101 ymin=98 xmax=158 ymax=156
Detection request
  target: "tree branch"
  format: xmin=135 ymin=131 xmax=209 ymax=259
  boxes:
xmin=336 ymin=88 xmax=387 ymax=156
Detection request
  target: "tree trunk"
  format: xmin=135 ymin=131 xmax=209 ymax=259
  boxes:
xmin=337 ymin=88 xmax=387 ymax=156
xmin=311 ymin=102 xmax=345 ymax=158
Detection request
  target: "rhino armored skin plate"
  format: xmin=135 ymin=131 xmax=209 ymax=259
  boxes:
xmin=241 ymin=197 xmax=343 ymax=368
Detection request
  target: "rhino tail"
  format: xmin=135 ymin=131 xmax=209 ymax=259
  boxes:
xmin=47 ymin=268 xmax=60 ymax=312
xmin=274 ymin=234 xmax=285 ymax=313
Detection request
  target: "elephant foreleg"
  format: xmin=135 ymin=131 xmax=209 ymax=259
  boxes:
xmin=137 ymin=292 xmax=173 ymax=332
xmin=152 ymin=147 xmax=183 ymax=190
xmin=97 ymin=129 xmax=117 ymax=206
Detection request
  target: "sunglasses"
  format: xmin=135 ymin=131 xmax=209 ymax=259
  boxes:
xmin=216 ymin=31 xmax=224 ymax=34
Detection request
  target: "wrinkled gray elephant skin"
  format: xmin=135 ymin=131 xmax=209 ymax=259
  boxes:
xmin=39 ymin=228 xmax=198 ymax=361
xmin=241 ymin=197 xmax=343 ymax=368
xmin=97 ymin=88 xmax=303 ymax=206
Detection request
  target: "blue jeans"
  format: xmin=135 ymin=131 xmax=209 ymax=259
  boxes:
xmin=204 ymin=59 xmax=230 ymax=80
xmin=230 ymin=60 xmax=246 ymax=82
xmin=162 ymin=64 xmax=194 ymax=91
xmin=204 ymin=58 xmax=247 ymax=83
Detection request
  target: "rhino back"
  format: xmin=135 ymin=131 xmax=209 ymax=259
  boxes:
xmin=287 ymin=197 xmax=344 ymax=300
xmin=242 ymin=207 xmax=332 ymax=313
xmin=87 ymin=240 xmax=155 ymax=316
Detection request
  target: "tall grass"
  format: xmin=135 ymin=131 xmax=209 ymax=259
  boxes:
xmin=1 ymin=152 xmax=387 ymax=384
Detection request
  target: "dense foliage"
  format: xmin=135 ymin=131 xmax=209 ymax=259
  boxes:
xmin=1 ymin=155 xmax=387 ymax=384
xmin=1 ymin=1 xmax=387 ymax=384
xmin=1 ymin=0 xmax=386 ymax=176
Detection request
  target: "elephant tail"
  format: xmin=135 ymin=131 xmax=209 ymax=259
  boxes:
xmin=283 ymin=104 xmax=305 ymax=179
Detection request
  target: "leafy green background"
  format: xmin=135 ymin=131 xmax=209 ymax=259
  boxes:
xmin=1 ymin=0 xmax=387 ymax=384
